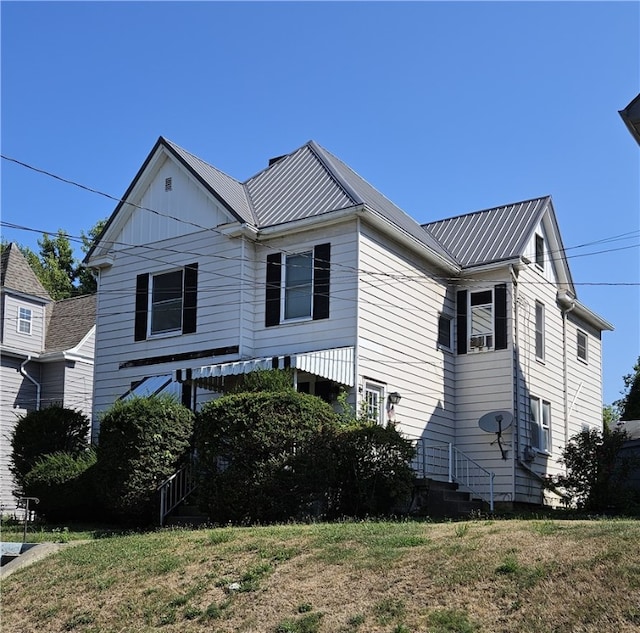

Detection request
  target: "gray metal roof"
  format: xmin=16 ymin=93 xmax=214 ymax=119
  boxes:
xmin=0 ymin=243 xmax=52 ymax=301
xmin=163 ymin=138 xmax=256 ymax=225
xmin=423 ymin=197 xmax=551 ymax=268
xmin=45 ymin=294 xmax=96 ymax=353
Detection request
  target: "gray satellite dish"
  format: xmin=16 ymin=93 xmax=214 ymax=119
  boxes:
xmin=478 ymin=411 xmax=513 ymax=434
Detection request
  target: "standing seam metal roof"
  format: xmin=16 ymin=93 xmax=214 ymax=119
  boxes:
xmin=423 ymin=197 xmax=551 ymax=267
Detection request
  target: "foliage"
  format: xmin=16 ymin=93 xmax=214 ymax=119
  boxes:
xmin=545 ymin=426 xmax=638 ymax=513
xmin=76 ymin=219 xmax=107 ymax=295
xmin=231 ymin=368 xmax=295 ymax=394
xmin=10 ymin=405 xmax=91 ymax=491
xmin=95 ymin=396 xmax=194 ymax=524
xmin=613 ymin=355 xmax=640 ymax=420
xmin=23 ymin=450 xmax=98 ymax=522
xmin=194 ymin=391 xmax=340 ymax=524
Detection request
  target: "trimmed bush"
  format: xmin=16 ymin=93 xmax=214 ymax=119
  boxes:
xmin=195 ymin=390 xmax=340 ymax=524
xmin=95 ymin=396 xmax=194 ymax=524
xmin=11 ymin=405 xmax=90 ymax=490
xmin=23 ymin=450 xmax=97 ymax=522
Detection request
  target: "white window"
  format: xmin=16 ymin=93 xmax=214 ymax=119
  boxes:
xmin=150 ymin=269 xmax=184 ymax=335
xmin=530 ymin=396 xmax=551 ymax=453
xmin=535 ymin=234 xmax=545 ymax=270
xmin=577 ymin=330 xmax=588 ymax=363
xmin=535 ymin=302 xmax=545 ymax=360
xmin=364 ymin=382 xmax=384 ymax=425
xmin=438 ymin=313 xmax=453 ymax=350
xmin=469 ymin=289 xmax=493 ymax=351
xmin=283 ymin=251 xmax=313 ymax=320
xmin=18 ymin=307 xmax=32 ymax=335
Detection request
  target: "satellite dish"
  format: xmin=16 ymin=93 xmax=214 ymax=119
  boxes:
xmin=478 ymin=411 xmax=513 ymax=460
xmin=478 ymin=411 xmax=513 ymax=434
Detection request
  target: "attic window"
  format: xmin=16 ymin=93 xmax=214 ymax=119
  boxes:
xmin=535 ymin=234 xmax=544 ymax=269
xmin=165 ymin=177 xmax=172 ymax=192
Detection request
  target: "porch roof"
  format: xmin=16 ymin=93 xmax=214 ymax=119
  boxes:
xmin=176 ymin=346 xmax=355 ymax=387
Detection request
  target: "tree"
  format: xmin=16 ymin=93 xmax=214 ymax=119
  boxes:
xmin=614 ymin=356 xmax=640 ymax=421
xmin=76 ymin=219 xmax=106 ymax=295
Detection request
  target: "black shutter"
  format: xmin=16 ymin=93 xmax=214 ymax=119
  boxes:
xmin=313 ymin=243 xmax=331 ymax=320
xmin=265 ymin=253 xmax=282 ymax=327
xmin=494 ymin=283 xmax=507 ymax=350
xmin=456 ymin=290 xmax=468 ymax=355
xmin=134 ymin=273 xmax=149 ymax=341
xmin=182 ymin=263 xmax=198 ymax=334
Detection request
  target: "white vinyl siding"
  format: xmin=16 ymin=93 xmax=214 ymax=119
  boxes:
xmin=2 ymin=295 xmax=46 ymax=354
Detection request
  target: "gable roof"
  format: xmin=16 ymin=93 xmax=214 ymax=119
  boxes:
xmin=0 ymin=243 xmax=51 ymax=301
xmin=44 ymin=294 xmax=96 ymax=353
xmin=423 ymin=197 xmax=552 ymax=268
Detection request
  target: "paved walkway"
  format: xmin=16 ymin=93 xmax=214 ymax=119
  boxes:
xmin=1 ymin=541 xmax=87 ymax=579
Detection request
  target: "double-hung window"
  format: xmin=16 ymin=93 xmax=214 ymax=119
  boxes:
xmin=535 ymin=234 xmax=545 ymax=270
xmin=18 ymin=307 xmax=32 ymax=335
xmin=530 ymin=396 xmax=551 ymax=453
xmin=284 ymin=251 xmax=313 ymax=320
xmin=456 ymin=285 xmax=507 ymax=354
xmin=535 ymin=301 xmax=545 ymax=361
xmin=134 ymin=263 xmax=198 ymax=341
xmin=265 ymin=243 xmax=331 ymax=327
xmin=469 ymin=290 xmax=494 ymax=351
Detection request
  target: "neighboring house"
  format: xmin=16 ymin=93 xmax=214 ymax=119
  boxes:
xmin=0 ymin=244 xmax=96 ymax=513
xmin=619 ymin=93 xmax=640 ymax=145
xmin=85 ymin=137 xmax=613 ymax=508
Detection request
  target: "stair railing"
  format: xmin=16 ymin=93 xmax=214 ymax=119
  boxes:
xmin=410 ymin=439 xmax=495 ymax=512
xmin=158 ymin=461 xmax=197 ymax=526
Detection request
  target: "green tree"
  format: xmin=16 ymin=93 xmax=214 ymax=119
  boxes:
xmin=76 ymin=219 xmax=106 ymax=295
xmin=614 ymin=356 xmax=640 ymax=421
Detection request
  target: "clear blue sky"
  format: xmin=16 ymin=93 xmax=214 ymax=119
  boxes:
xmin=1 ymin=1 xmax=638 ymax=406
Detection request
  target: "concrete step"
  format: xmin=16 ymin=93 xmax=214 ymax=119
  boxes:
xmin=411 ymin=478 xmax=485 ymax=519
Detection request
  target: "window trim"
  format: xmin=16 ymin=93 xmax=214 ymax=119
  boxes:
xmin=17 ymin=306 xmax=32 ymax=335
xmin=577 ymin=330 xmax=588 ymax=363
xmin=363 ymin=381 xmax=385 ymax=426
xmin=468 ymin=288 xmax=494 ymax=352
xmin=530 ymin=396 xmax=552 ymax=454
xmin=535 ymin=301 xmax=545 ymax=361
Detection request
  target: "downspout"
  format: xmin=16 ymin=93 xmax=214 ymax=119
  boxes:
xmin=354 ymin=217 xmax=361 ymax=412
xmin=559 ymin=292 xmax=576 ymax=446
xmin=510 ymin=265 xmax=519 ymax=503
xmin=20 ymin=356 xmax=41 ymax=410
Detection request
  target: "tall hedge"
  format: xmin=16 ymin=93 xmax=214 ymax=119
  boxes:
xmin=11 ymin=405 xmax=90 ymax=491
xmin=194 ymin=391 xmax=340 ymax=524
xmin=23 ymin=450 xmax=98 ymax=522
xmin=95 ymin=396 xmax=194 ymax=524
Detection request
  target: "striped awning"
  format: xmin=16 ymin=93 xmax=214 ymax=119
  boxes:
xmin=176 ymin=346 xmax=354 ymax=387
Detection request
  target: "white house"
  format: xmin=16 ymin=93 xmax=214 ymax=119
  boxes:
xmin=0 ymin=244 xmax=96 ymax=512
xmin=85 ymin=137 xmax=613 ymax=508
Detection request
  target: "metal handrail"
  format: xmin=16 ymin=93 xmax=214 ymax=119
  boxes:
xmin=410 ymin=439 xmax=495 ymax=512
xmin=158 ymin=462 xmax=197 ymax=526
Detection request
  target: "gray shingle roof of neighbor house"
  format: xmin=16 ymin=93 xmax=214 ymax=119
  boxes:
xmin=0 ymin=243 xmax=52 ymax=301
xmin=44 ymin=294 xmax=96 ymax=353
xmin=424 ymin=196 xmax=552 ymax=268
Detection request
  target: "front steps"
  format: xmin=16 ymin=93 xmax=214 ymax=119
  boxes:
xmin=411 ymin=478 xmax=485 ymax=519
xmin=163 ymin=503 xmax=209 ymax=528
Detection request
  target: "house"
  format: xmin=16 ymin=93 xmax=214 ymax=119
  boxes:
xmin=85 ymin=137 xmax=613 ymax=508
xmin=0 ymin=244 xmax=96 ymax=513
xmin=619 ymin=93 xmax=640 ymax=145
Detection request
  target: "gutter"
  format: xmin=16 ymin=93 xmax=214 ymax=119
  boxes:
xmin=20 ymin=356 xmax=41 ymax=410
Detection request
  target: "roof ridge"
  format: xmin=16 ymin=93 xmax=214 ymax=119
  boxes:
xmin=307 ymin=141 xmax=363 ymax=206
xmin=423 ymin=195 xmax=552 ymax=226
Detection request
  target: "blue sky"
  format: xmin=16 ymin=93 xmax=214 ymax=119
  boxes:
xmin=1 ymin=1 xmax=638 ymax=406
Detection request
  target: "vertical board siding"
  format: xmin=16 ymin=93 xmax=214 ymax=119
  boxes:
xmin=357 ymin=227 xmax=455 ymax=443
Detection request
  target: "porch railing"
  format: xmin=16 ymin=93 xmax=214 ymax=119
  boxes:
xmin=158 ymin=461 xmax=197 ymax=526
xmin=410 ymin=439 xmax=495 ymax=512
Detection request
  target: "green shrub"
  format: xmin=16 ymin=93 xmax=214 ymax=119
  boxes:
xmin=23 ymin=450 xmax=97 ymax=522
xmin=11 ymin=405 xmax=90 ymax=490
xmin=232 ymin=368 xmax=295 ymax=393
xmin=95 ymin=396 xmax=194 ymax=524
xmin=545 ymin=426 xmax=638 ymax=513
xmin=194 ymin=390 xmax=340 ymax=524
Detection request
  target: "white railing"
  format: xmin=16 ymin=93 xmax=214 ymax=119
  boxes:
xmin=410 ymin=440 xmax=495 ymax=512
xmin=158 ymin=462 xmax=197 ymax=526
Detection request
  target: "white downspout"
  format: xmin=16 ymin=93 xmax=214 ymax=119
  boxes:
xmin=510 ymin=265 xmax=519 ymax=503
xmin=20 ymin=356 xmax=41 ymax=410
xmin=559 ymin=293 xmax=576 ymax=446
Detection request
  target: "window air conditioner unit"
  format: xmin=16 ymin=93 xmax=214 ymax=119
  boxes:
xmin=470 ymin=334 xmax=492 ymax=350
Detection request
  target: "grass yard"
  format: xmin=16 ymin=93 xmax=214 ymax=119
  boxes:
xmin=2 ymin=518 xmax=639 ymax=632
